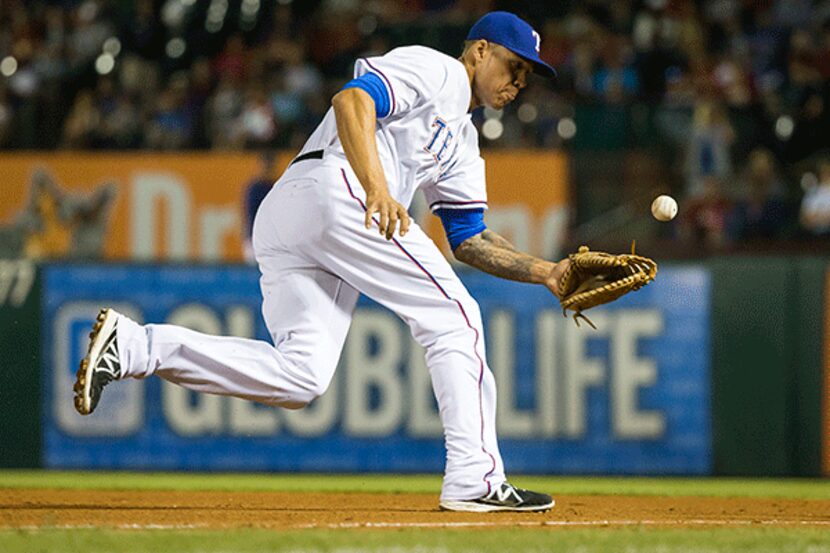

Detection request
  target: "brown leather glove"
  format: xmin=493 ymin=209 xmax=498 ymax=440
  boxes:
xmin=558 ymin=243 xmax=657 ymax=329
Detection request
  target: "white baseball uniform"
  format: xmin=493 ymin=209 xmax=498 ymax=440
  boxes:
xmin=114 ymin=45 xmax=505 ymax=501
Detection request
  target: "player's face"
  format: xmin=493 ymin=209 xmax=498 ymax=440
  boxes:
xmin=475 ymin=44 xmax=533 ymax=109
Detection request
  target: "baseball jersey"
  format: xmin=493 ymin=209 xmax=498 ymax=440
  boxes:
xmin=299 ymin=46 xmax=488 ymax=213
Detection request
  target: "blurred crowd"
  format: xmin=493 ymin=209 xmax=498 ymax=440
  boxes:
xmin=2 ymin=0 xmax=830 ymax=248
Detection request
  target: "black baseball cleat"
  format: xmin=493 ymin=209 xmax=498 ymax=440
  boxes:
xmin=73 ymin=308 xmax=121 ymax=415
xmin=439 ymin=482 xmax=555 ymax=512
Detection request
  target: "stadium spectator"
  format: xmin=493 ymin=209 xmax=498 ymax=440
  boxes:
xmin=146 ymin=78 xmax=195 ymax=150
xmin=786 ymin=91 xmax=829 ymax=163
xmin=214 ymin=34 xmax=249 ymax=83
xmin=685 ymin=101 xmax=735 ymax=198
xmin=787 ymin=29 xmax=823 ymax=94
xmin=0 ymin=85 xmax=12 ymax=148
xmin=237 ymin=85 xmax=278 ymax=149
xmin=67 ymin=0 xmax=114 ymax=63
xmin=282 ymin=43 xmax=324 ymax=99
xmin=593 ymin=35 xmax=639 ymax=104
xmin=184 ymin=58 xmax=215 ymax=149
xmin=682 ymin=175 xmax=734 ymax=251
xmin=799 ymin=158 xmax=830 ymax=236
xmin=206 ymin=75 xmax=245 ymax=149
xmin=0 ymin=0 xmax=827 ymax=156
xmin=632 ymin=0 xmax=683 ymax=102
xmin=62 ymin=90 xmax=102 ymax=149
xmin=712 ymin=56 xmax=753 ymax=107
xmin=729 ymin=148 xmax=792 ymax=241
xmin=818 ymin=20 xmax=830 ymax=79
xmin=121 ymin=0 xmax=164 ymax=61
xmin=267 ymin=74 xmax=304 ymax=147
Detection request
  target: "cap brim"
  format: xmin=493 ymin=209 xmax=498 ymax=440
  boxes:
xmin=495 ymin=43 xmax=557 ymax=79
xmin=516 ymin=51 xmax=557 ymax=79
xmin=529 ymin=59 xmax=557 ymax=79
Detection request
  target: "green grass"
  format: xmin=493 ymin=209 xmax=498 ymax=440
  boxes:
xmin=2 ymin=471 xmax=830 ymax=499
xmin=1 ymin=528 xmax=830 ymax=553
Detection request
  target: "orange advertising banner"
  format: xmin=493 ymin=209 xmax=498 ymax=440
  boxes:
xmin=0 ymin=151 xmax=567 ymax=262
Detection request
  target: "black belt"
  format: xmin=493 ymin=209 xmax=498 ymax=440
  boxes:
xmin=290 ymin=149 xmax=324 ymax=166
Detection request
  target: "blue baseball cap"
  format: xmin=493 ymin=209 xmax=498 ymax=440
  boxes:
xmin=467 ymin=11 xmax=557 ymax=79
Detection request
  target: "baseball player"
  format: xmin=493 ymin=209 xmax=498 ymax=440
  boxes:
xmin=74 ymin=11 xmax=569 ymax=512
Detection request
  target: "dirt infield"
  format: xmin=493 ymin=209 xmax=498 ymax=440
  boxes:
xmin=2 ymin=489 xmax=829 ymax=530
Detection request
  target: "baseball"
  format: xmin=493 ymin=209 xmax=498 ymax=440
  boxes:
xmin=651 ymin=195 xmax=678 ymax=222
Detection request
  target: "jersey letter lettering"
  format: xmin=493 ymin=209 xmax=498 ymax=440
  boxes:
xmin=424 ymin=117 xmax=454 ymax=164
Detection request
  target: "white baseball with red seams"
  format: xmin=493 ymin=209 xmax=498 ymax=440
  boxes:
xmin=113 ymin=46 xmax=507 ymax=502
xmin=651 ymin=195 xmax=678 ymax=222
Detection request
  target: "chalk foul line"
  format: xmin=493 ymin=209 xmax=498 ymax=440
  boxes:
xmin=294 ymin=519 xmax=830 ymax=529
xmin=6 ymin=520 xmax=830 ymax=531
xmin=11 ymin=523 xmax=208 ymax=531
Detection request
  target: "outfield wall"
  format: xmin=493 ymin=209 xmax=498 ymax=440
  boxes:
xmin=0 ymin=259 xmax=41 ymax=468
xmin=0 ymin=258 xmax=827 ymax=475
xmin=711 ymin=257 xmax=828 ymax=476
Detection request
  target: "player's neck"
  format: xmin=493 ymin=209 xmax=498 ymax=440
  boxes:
xmin=459 ymin=56 xmax=481 ymax=111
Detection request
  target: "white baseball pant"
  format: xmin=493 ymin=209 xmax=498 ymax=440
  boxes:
xmin=116 ymin=157 xmax=506 ymax=501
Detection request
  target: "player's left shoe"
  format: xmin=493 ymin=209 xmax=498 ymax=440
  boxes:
xmin=439 ymin=482 xmax=555 ymax=512
xmin=73 ymin=308 xmax=121 ymax=415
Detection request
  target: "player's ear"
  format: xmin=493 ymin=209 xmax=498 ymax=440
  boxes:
xmin=472 ymin=39 xmax=489 ymax=63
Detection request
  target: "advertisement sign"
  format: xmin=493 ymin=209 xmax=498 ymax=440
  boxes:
xmin=0 ymin=153 xmax=278 ymax=262
xmin=43 ymin=264 xmax=711 ymax=474
xmin=1 ymin=151 xmax=567 ymax=262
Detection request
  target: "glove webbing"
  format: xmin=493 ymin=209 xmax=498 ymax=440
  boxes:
xmin=560 ymin=270 xmax=653 ymax=329
xmin=559 ymin=244 xmax=657 ymax=329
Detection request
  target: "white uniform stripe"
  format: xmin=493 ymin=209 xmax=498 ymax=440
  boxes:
xmin=429 ymin=200 xmax=488 ymax=211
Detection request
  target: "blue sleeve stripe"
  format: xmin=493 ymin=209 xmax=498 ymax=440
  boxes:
xmin=342 ymin=73 xmax=391 ymax=118
xmin=436 ymin=208 xmax=487 ymax=251
xmin=364 ymin=59 xmax=397 ymax=114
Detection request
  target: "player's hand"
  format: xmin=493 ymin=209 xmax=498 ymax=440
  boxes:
xmin=364 ymin=191 xmax=411 ymax=240
xmin=544 ymin=258 xmax=570 ymax=299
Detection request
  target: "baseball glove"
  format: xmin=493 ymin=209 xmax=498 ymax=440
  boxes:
xmin=558 ymin=242 xmax=657 ymax=329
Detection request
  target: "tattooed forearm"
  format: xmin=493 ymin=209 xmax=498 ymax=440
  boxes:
xmin=479 ymin=229 xmax=517 ymax=251
xmin=454 ymin=231 xmax=553 ymax=284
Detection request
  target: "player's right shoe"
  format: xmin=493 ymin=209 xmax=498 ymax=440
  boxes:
xmin=439 ymin=482 xmax=555 ymax=512
xmin=73 ymin=308 xmax=121 ymax=415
